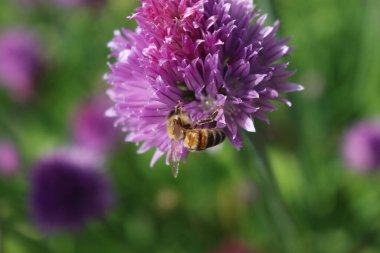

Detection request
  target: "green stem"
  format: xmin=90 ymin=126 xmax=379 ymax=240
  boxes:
xmin=0 ymin=202 xmax=6 ymax=253
xmin=0 ymin=108 xmax=21 ymax=141
xmin=243 ymin=132 xmax=299 ymax=253
xmin=0 ymin=228 xmax=4 ymax=253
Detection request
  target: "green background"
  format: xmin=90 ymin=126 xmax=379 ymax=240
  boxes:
xmin=1 ymin=0 xmax=380 ymax=252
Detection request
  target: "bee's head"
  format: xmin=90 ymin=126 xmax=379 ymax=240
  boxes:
xmin=167 ymin=115 xmax=185 ymax=140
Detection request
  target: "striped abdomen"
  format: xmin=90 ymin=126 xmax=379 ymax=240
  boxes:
xmin=183 ymin=129 xmax=225 ymax=151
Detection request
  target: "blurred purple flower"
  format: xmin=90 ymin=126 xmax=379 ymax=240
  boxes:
xmin=210 ymin=240 xmax=254 ymax=253
xmin=0 ymin=29 xmax=43 ymax=102
xmin=342 ymin=120 xmax=380 ymax=172
xmin=0 ymin=140 xmax=20 ymax=177
xmin=29 ymin=149 xmax=114 ymax=233
xmin=105 ymin=0 xmax=302 ymax=166
xmin=72 ymin=96 xmax=118 ymax=154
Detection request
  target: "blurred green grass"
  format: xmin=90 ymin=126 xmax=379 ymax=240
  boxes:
xmin=1 ymin=0 xmax=380 ymax=252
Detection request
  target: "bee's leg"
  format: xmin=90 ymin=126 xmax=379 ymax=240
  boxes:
xmin=193 ymin=107 xmax=221 ymax=128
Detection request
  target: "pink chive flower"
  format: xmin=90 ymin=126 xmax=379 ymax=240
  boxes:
xmin=72 ymin=96 xmax=118 ymax=154
xmin=0 ymin=140 xmax=20 ymax=177
xmin=0 ymin=29 xmax=43 ymax=102
xmin=342 ymin=120 xmax=380 ymax=172
xmin=105 ymin=0 xmax=303 ymax=167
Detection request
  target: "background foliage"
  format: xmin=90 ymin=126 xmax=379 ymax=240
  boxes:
xmin=1 ymin=0 xmax=380 ymax=252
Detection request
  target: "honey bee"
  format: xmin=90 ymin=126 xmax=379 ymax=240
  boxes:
xmin=167 ymin=103 xmax=225 ymax=178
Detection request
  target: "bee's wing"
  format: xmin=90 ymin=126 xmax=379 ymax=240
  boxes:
xmin=170 ymin=139 xmax=183 ymax=178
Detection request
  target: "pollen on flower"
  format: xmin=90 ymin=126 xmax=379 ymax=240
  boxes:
xmin=200 ymin=95 xmax=217 ymax=110
xmin=105 ymin=0 xmax=303 ymax=168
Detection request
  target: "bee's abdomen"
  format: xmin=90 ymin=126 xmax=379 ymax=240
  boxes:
xmin=184 ymin=129 xmax=225 ymax=151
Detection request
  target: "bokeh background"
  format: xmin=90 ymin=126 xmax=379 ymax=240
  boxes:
xmin=1 ymin=0 xmax=380 ymax=252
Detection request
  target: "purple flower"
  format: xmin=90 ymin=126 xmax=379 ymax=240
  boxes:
xmin=0 ymin=140 xmax=20 ymax=177
xmin=342 ymin=120 xmax=380 ymax=172
xmin=29 ymin=149 xmax=114 ymax=233
xmin=72 ymin=96 xmax=118 ymax=154
xmin=0 ymin=29 xmax=43 ymax=102
xmin=105 ymin=0 xmax=302 ymax=167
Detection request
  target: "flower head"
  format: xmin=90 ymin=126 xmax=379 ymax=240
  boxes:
xmin=342 ymin=120 xmax=380 ymax=172
xmin=0 ymin=29 xmax=43 ymax=102
xmin=72 ymin=96 xmax=118 ymax=154
xmin=0 ymin=140 xmax=20 ymax=177
xmin=105 ymin=0 xmax=302 ymax=168
xmin=29 ymin=148 xmax=114 ymax=232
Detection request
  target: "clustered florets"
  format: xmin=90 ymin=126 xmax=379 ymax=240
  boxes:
xmin=105 ymin=0 xmax=303 ymax=166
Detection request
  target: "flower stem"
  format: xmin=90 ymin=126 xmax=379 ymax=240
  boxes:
xmin=0 ymin=229 xmax=4 ymax=253
xmin=243 ymin=132 xmax=300 ymax=253
xmin=0 ymin=204 xmax=6 ymax=253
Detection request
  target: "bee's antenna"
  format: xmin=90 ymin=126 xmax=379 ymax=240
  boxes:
xmin=175 ymin=101 xmax=184 ymax=115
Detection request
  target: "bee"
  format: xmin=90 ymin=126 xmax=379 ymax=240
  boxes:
xmin=167 ymin=103 xmax=225 ymax=178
